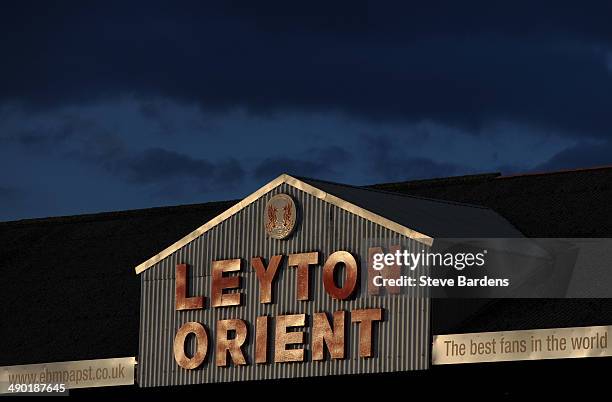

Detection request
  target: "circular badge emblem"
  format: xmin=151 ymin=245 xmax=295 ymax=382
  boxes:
xmin=264 ymin=194 xmax=297 ymax=239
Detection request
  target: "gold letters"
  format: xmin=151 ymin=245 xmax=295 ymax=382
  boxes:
xmin=211 ymin=259 xmax=242 ymax=307
xmin=175 ymin=264 xmax=204 ymax=310
xmin=312 ymin=311 xmax=346 ymax=360
xmin=251 ymin=255 xmax=283 ymax=303
xmin=173 ymin=250 xmax=388 ymax=370
xmin=352 ymin=308 xmax=384 ymax=358
xmin=215 ymin=319 xmax=248 ymax=367
xmin=287 ymin=252 xmax=319 ymax=301
xmin=323 ymin=251 xmax=358 ymax=300
xmin=255 ymin=316 xmax=269 ymax=364
xmin=174 ymin=322 xmax=208 ymax=369
xmin=274 ymin=314 xmax=307 ymax=363
xmin=173 ymin=309 xmax=384 ymax=369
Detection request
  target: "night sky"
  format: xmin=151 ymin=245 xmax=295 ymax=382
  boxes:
xmin=2 ymin=1 xmax=612 ymax=221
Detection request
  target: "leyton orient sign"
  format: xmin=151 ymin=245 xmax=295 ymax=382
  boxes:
xmin=173 ymin=252 xmax=383 ymax=368
xmin=137 ymin=176 xmax=431 ymax=385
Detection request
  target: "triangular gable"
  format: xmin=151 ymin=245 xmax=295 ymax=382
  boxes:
xmin=134 ymin=174 xmax=433 ymax=274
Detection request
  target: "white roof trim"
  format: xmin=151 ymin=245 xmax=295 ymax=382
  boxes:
xmin=135 ymin=174 xmax=433 ymax=274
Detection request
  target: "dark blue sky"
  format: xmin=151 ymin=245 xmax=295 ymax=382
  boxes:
xmin=2 ymin=1 xmax=612 ymax=221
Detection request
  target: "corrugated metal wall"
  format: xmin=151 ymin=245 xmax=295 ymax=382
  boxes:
xmin=138 ymin=183 xmax=430 ymax=386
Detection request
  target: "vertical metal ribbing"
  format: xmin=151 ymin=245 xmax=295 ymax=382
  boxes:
xmin=138 ymin=183 xmax=430 ymax=386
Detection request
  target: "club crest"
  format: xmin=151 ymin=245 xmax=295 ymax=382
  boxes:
xmin=264 ymin=194 xmax=297 ymax=239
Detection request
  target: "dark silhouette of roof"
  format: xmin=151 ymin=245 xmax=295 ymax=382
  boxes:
xmin=1 ymin=167 xmax=612 ymax=366
xmin=298 ymin=176 xmax=523 ymax=238
xmin=0 ymin=200 xmax=236 ymax=366
xmin=370 ymin=166 xmax=612 ymax=237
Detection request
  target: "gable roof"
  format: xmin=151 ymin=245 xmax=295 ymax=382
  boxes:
xmin=135 ymin=173 xmax=523 ymax=275
xmin=134 ymin=174 xmax=433 ymax=274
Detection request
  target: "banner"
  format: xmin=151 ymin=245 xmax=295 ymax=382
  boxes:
xmin=0 ymin=357 xmax=135 ymax=394
xmin=433 ymin=326 xmax=611 ymax=365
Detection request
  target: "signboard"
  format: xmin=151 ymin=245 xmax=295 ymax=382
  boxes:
xmin=0 ymin=357 xmax=135 ymax=394
xmin=137 ymin=181 xmax=431 ymax=386
xmin=433 ymin=325 xmax=611 ymax=365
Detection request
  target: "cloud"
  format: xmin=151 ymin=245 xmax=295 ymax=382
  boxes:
xmin=253 ymin=146 xmax=352 ymax=181
xmin=116 ymin=147 xmax=245 ymax=189
xmin=67 ymin=144 xmax=247 ymax=199
xmin=0 ymin=114 xmax=96 ymax=150
xmin=534 ymin=141 xmax=612 ymax=171
xmin=0 ymin=103 xmax=247 ymax=198
xmin=137 ymin=99 xmax=211 ymax=136
xmin=2 ymin=3 xmax=612 ymax=139
xmin=363 ymin=134 xmax=468 ymax=182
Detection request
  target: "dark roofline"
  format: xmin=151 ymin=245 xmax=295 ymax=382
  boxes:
xmin=0 ymin=199 xmax=238 ymax=228
xmin=297 ymin=175 xmax=491 ymax=210
xmin=497 ymin=164 xmax=612 ymax=180
xmin=368 ymin=173 xmax=501 ymax=190
xmin=370 ymin=165 xmax=612 ymax=189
